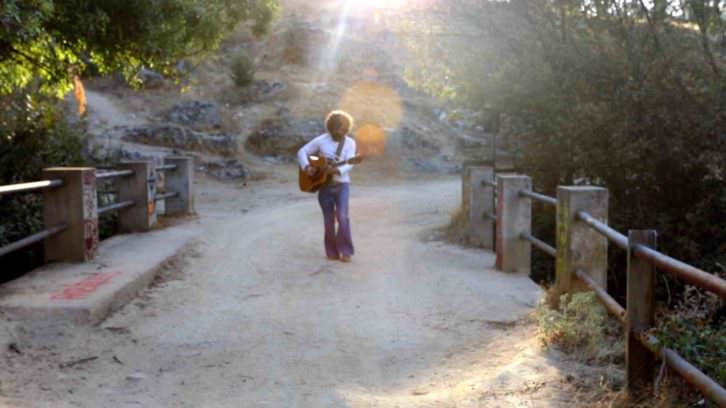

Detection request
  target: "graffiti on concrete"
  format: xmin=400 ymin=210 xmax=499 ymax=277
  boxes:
xmin=82 ymin=170 xmax=99 ymax=260
xmin=84 ymin=219 xmax=98 ymax=260
xmin=147 ymin=171 xmax=157 ymax=217
xmin=50 ymin=271 xmax=122 ymax=300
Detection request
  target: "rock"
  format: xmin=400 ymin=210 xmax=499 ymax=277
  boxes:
xmin=164 ymin=101 xmax=222 ymax=131
xmin=118 ymin=125 xmax=237 ymax=156
xmin=245 ymin=115 xmax=324 ymax=158
xmin=394 ymin=126 xmax=440 ymax=153
xmin=408 ymin=159 xmax=460 ymax=174
xmin=126 ymin=372 xmax=146 ymax=381
xmin=175 ymin=59 xmax=194 ymax=76
xmin=136 ymin=68 xmax=166 ymax=89
xmin=225 ymin=80 xmax=289 ymax=105
xmin=200 ymin=159 xmax=248 ymax=181
xmin=253 ymin=80 xmax=288 ymax=98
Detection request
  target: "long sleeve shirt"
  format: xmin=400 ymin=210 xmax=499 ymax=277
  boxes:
xmin=297 ymin=133 xmax=357 ymax=184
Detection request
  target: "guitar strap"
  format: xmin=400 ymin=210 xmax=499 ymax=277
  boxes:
xmin=334 ymin=135 xmax=346 ymax=162
xmin=321 ymin=135 xmax=346 ymax=188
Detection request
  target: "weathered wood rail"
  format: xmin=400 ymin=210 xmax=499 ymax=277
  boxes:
xmin=0 ymin=157 xmax=194 ymax=264
xmin=462 ymin=164 xmax=726 ymax=406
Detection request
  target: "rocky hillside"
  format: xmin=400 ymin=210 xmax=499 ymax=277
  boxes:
xmin=82 ymin=0 xmax=495 ymax=181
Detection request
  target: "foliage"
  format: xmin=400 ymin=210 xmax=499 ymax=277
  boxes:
xmin=655 ymin=280 xmax=726 ymax=386
xmin=0 ymin=91 xmax=86 ymax=247
xmin=394 ymin=1 xmax=725 ymax=400
xmin=536 ymin=292 xmax=623 ymax=364
xmin=230 ymin=49 xmax=255 ymax=87
xmin=0 ymin=0 xmax=279 ymax=96
xmin=657 ymin=316 xmax=726 ymax=387
xmin=391 ymin=0 xmax=725 ymax=275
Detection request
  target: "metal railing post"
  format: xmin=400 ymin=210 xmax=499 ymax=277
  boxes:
xmin=117 ymin=161 xmax=156 ymax=232
xmin=469 ymin=166 xmax=495 ymax=249
xmin=495 ymin=175 xmax=531 ymax=273
xmin=627 ymin=230 xmax=657 ymax=393
xmin=164 ymin=157 xmax=194 ymax=215
xmin=42 ymin=167 xmax=98 ymax=262
xmin=554 ymin=186 xmax=608 ymax=307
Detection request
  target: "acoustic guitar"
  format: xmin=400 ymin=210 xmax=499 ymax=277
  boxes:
xmin=299 ymin=155 xmax=364 ymax=193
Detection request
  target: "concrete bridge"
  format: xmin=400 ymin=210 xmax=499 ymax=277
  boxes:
xmin=0 ymin=161 xmax=724 ymax=406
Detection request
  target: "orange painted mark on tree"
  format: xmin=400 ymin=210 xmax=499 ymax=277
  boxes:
xmin=50 ymin=272 xmax=122 ymax=300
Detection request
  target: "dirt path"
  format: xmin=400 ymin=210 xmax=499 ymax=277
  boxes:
xmin=1 ymin=175 xmax=584 ymax=407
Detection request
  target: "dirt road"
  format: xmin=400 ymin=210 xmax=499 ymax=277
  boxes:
xmin=1 ymin=174 xmax=582 ymax=407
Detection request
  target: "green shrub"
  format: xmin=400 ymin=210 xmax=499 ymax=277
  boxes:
xmin=230 ymin=50 xmax=255 ymax=87
xmin=0 ymin=92 xmax=86 ymax=247
xmin=656 ymin=283 xmax=726 ymax=387
xmin=536 ymin=292 xmax=623 ymax=365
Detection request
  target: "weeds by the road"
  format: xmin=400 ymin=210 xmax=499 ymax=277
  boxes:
xmin=536 ymin=292 xmax=623 ymax=366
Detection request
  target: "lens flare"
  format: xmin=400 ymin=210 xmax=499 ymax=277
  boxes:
xmin=340 ymin=80 xmax=403 ymax=157
xmin=340 ymin=80 xmax=403 ymax=129
xmin=355 ymin=124 xmax=387 ymax=156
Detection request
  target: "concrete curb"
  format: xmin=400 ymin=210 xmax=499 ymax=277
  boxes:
xmin=0 ymin=225 xmax=198 ymax=325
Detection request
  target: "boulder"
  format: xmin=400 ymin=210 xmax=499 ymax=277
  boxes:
xmin=245 ymin=115 xmax=324 ymax=158
xmin=118 ymin=125 xmax=237 ymax=156
xmin=164 ymin=101 xmax=222 ymax=131
xmin=137 ymin=68 xmax=166 ymax=89
xmin=200 ymin=159 xmax=248 ymax=181
xmin=394 ymin=126 xmax=441 ymax=153
xmin=225 ymin=80 xmax=289 ymax=105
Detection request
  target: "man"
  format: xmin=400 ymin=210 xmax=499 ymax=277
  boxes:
xmin=297 ymin=110 xmax=357 ymax=262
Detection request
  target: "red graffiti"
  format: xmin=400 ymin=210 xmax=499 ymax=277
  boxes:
xmin=50 ymin=272 xmax=121 ymax=300
xmin=83 ymin=170 xmax=95 ymax=186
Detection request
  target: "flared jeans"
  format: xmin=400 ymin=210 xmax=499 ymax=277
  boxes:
xmin=317 ymin=183 xmax=354 ymax=258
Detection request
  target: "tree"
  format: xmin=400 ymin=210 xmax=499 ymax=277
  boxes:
xmin=0 ymin=0 xmax=279 ymax=96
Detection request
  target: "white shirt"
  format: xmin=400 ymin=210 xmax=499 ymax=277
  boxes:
xmin=297 ymin=133 xmax=357 ymax=184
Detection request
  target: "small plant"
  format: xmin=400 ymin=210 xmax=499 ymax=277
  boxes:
xmin=655 ymin=283 xmax=726 ymax=387
xmin=230 ymin=49 xmax=255 ymax=88
xmin=536 ymin=292 xmax=623 ymax=364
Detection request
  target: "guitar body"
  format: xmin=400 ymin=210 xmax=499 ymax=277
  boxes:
xmin=299 ymin=155 xmax=330 ymax=193
xmin=298 ymin=155 xmax=364 ymax=193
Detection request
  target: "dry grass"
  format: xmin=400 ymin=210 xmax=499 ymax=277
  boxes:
xmin=441 ymin=207 xmax=474 ymax=247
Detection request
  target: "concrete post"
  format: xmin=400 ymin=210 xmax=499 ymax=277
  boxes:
xmin=42 ymin=167 xmax=98 ymax=262
xmin=469 ymin=166 xmax=495 ymax=249
xmin=555 ymin=186 xmax=609 ymax=305
xmin=495 ymin=175 xmax=531 ymax=274
xmin=461 ymin=161 xmax=490 ymax=223
xmin=164 ymin=157 xmax=194 ymax=215
xmin=117 ymin=161 xmax=156 ymax=232
xmin=626 ymin=230 xmax=657 ymax=393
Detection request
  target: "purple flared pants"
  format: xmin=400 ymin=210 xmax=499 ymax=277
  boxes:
xmin=317 ymin=183 xmax=354 ymax=258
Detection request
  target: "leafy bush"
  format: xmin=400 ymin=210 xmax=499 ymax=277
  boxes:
xmin=0 ymin=92 xmax=86 ymax=241
xmin=655 ymin=281 xmax=726 ymax=387
xmin=657 ymin=316 xmax=726 ymax=389
xmin=230 ymin=50 xmax=255 ymax=87
xmin=0 ymin=0 xmax=279 ymax=96
xmin=536 ymin=292 xmax=623 ymax=365
xmin=0 ymin=92 xmax=87 ymax=279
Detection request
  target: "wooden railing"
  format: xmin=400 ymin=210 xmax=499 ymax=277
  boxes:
xmin=0 ymin=157 xmax=194 ymax=265
xmin=462 ymin=164 xmax=726 ymax=406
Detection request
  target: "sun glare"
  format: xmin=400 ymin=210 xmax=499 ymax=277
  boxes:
xmin=346 ymin=0 xmax=407 ymax=10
